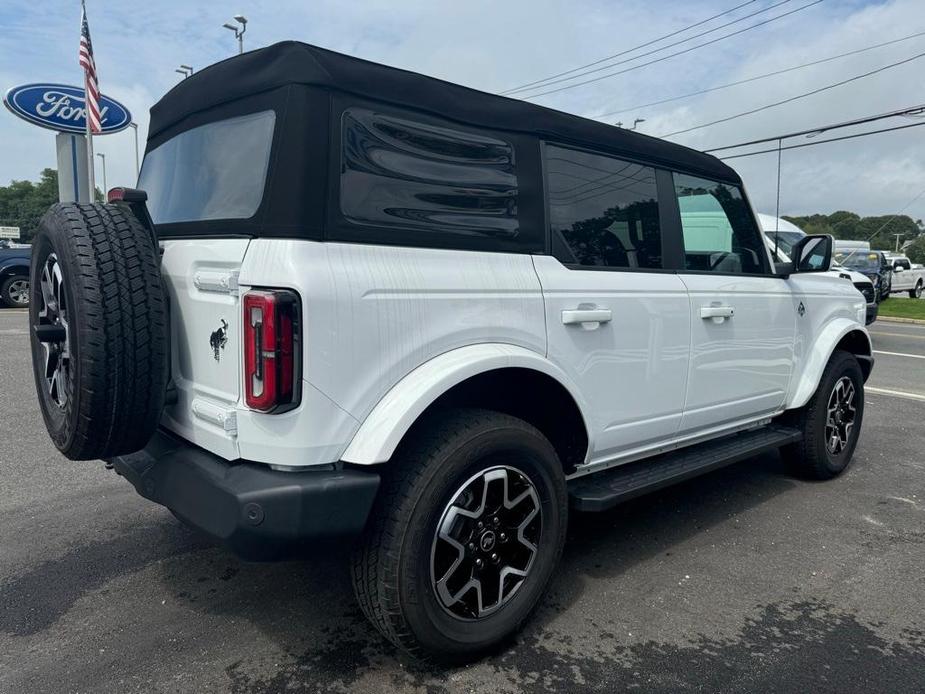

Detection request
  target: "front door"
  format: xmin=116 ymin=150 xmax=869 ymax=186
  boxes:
xmin=534 ymin=145 xmax=691 ymax=465
xmin=671 ymin=173 xmax=795 ymax=434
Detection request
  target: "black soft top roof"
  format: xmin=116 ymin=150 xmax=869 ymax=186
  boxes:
xmin=149 ymin=41 xmax=738 ymax=183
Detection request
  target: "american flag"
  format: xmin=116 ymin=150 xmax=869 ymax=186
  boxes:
xmin=79 ymin=1 xmax=101 ymax=134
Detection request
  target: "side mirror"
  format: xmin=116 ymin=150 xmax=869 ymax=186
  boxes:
xmin=791 ymin=234 xmax=833 ymax=273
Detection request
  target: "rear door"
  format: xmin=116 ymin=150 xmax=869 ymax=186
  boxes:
xmin=534 ymin=145 xmax=691 ymax=466
xmin=671 ymin=173 xmax=795 ymax=434
xmin=158 ymin=239 xmax=249 ymax=460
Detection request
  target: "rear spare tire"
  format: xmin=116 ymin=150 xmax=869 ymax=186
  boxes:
xmin=29 ymin=202 xmax=168 ymax=460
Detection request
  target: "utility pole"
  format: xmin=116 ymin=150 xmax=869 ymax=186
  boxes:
xmin=892 ymin=233 xmax=904 ymax=252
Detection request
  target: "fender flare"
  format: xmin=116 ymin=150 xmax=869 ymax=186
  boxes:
xmin=340 ymin=343 xmax=590 ymax=465
xmin=787 ymin=319 xmax=872 ymax=410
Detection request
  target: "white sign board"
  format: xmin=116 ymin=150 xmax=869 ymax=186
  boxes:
xmin=0 ymin=226 xmax=20 ymax=239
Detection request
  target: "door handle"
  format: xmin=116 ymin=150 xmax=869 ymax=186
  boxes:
xmin=562 ymin=307 xmax=612 ymax=329
xmin=700 ymin=305 xmax=735 ymax=322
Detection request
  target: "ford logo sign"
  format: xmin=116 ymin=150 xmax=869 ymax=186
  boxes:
xmin=3 ymin=83 xmax=131 ymax=135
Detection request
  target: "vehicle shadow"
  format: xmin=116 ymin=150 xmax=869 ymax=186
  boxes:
xmin=152 ymin=451 xmax=801 ymax=689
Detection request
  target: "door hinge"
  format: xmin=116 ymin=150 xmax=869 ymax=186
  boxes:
xmin=194 ymin=269 xmax=240 ymax=296
xmin=191 ymin=398 xmax=238 ymax=436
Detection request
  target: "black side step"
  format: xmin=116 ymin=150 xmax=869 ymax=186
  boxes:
xmin=568 ymin=425 xmax=802 ymax=512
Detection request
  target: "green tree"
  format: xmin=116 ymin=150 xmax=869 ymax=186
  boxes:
xmin=783 ymin=211 xmax=923 ymax=251
xmin=0 ymin=169 xmax=104 ymax=242
xmin=907 ymin=235 xmax=925 ymax=265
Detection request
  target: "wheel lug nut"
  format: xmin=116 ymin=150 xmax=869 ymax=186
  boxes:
xmin=492 ymin=516 xmax=500 ymax=525
xmin=499 ymin=532 xmax=507 ymax=542
xmin=467 ymin=542 xmax=476 ymax=552
xmin=491 ymin=553 xmax=499 ymax=563
xmin=475 ymin=558 xmax=484 ymax=568
xmin=477 ymin=521 xmax=484 ymax=529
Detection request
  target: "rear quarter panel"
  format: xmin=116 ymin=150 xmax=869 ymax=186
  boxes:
xmin=239 ymin=240 xmax=547 ymax=458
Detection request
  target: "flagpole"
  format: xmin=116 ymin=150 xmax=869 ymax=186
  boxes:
xmin=85 ymin=75 xmax=95 ymax=202
xmin=82 ymin=0 xmax=95 ymax=202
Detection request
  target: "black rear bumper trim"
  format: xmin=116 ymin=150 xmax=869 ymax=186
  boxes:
xmin=108 ymin=431 xmax=380 ymax=560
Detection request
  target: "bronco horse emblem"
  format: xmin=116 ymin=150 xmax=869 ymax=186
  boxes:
xmin=210 ymin=319 xmax=228 ymax=361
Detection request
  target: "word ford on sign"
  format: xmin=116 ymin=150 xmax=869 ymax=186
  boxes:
xmin=3 ymin=83 xmax=131 ymax=135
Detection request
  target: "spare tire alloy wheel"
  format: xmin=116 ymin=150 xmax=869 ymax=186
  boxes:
xmin=29 ymin=202 xmax=168 ymax=461
xmin=431 ymin=466 xmax=541 ymax=620
xmin=35 ymin=254 xmax=71 ymax=408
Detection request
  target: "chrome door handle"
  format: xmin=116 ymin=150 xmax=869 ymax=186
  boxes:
xmin=562 ymin=308 xmax=612 ymax=329
xmin=700 ymin=305 xmax=735 ymax=322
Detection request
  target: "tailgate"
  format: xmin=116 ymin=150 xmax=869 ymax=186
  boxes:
xmin=159 ymin=238 xmax=250 ymax=460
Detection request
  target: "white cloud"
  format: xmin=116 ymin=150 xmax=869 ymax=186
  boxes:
xmin=0 ymin=0 xmax=922 ymax=222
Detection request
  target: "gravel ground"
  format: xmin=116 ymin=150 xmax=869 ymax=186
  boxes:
xmin=1 ymin=308 xmax=923 ymax=693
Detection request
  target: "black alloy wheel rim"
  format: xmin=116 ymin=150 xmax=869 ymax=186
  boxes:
xmin=430 ymin=465 xmax=542 ymax=620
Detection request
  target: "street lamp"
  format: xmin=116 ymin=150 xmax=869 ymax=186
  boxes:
xmin=175 ymin=64 xmax=193 ymax=79
xmin=223 ymin=15 xmax=248 ymax=55
xmin=96 ymin=152 xmax=107 ymax=196
xmin=129 ymin=122 xmax=140 ymax=180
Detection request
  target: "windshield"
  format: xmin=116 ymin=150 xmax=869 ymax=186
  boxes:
xmin=763 ymin=230 xmax=804 ymax=259
xmin=834 ymin=251 xmax=881 ymax=272
xmin=139 ymin=110 xmax=276 ymax=225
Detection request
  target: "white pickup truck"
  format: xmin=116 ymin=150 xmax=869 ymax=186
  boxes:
xmin=26 ymin=42 xmax=872 ymax=663
xmin=884 ymin=253 xmax=925 ymax=298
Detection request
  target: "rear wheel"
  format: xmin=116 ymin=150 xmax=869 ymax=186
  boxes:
xmin=910 ymin=280 xmax=923 ymax=299
xmin=351 ymin=409 xmax=567 ymax=663
xmin=1 ymin=274 xmax=29 ymax=308
xmin=783 ymin=350 xmax=864 ymax=480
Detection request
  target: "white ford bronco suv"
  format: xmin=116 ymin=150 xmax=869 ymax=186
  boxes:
xmin=29 ymin=42 xmax=873 ymax=662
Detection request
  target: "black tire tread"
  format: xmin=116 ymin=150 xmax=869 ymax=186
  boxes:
xmin=32 ymin=202 xmax=167 ymax=460
xmin=350 ymin=409 xmax=554 ymax=662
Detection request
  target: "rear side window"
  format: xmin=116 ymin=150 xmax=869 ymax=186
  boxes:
xmin=340 ymin=107 xmax=519 ymax=241
xmin=139 ymin=110 xmax=276 ymax=224
xmin=545 ymin=145 xmax=662 ymax=269
xmin=674 ymin=173 xmax=766 ymax=274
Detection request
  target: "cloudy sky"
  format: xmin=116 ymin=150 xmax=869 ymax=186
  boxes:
xmin=1 ymin=0 xmax=923 ymax=221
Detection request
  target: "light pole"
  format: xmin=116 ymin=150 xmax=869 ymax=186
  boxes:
xmin=129 ymin=122 xmax=139 ymax=180
xmin=223 ymin=15 xmax=248 ymax=54
xmin=96 ymin=152 xmax=107 ymax=196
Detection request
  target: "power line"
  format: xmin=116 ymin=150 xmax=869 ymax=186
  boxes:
xmin=591 ymin=30 xmax=925 ymax=119
xmin=502 ymin=0 xmax=760 ymax=94
xmin=715 ymin=121 xmax=925 ymax=159
xmin=503 ymin=0 xmax=784 ymax=96
xmin=660 ymin=49 xmax=925 ymax=138
xmin=705 ymin=103 xmax=925 ymax=151
xmin=510 ymin=0 xmax=825 ymax=100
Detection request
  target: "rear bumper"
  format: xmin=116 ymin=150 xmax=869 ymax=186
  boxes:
xmin=107 ymin=431 xmax=380 ymax=560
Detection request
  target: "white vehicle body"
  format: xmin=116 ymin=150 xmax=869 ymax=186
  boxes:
xmin=158 ymin=235 xmax=868 ymax=472
xmin=883 ymin=253 xmax=925 ymax=296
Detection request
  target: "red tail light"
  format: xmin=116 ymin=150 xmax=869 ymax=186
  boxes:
xmin=243 ymin=289 xmax=301 ymax=413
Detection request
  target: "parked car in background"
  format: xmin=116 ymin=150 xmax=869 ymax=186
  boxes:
xmin=760 ymin=215 xmax=877 ymax=324
xmin=883 ymin=253 xmax=925 ymax=298
xmin=834 ymin=249 xmax=893 ymax=303
xmin=0 ymin=244 xmax=31 ymax=307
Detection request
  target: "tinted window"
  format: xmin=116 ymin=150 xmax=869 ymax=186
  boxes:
xmin=341 ymin=108 xmax=519 ymax=239
xmin=546 ymin=146 xmax=662 ymax=269
xmin=675 ymin=174 xmax=766 ymax=274
xmin=139 ymin=110 xmax=276 ymax=224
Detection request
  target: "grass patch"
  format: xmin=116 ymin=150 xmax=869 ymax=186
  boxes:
xmin=878 ymin=298 xmax=925 ymax=320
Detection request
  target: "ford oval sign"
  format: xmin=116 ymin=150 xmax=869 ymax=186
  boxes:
xmin=3 ymin=83 xmax=131 ymax=135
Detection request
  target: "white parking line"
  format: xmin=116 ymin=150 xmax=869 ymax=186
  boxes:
xmin=871 ymin=331 xmax=925 ymax=340
xmin=873 ymin=350 xmax=925 ymax=360
xmin=866 ymin=386 xmax=925 ymax=402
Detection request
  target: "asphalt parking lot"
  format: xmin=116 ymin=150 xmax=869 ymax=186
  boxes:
xmin=1 ymin=308 xmax=923 ymax=693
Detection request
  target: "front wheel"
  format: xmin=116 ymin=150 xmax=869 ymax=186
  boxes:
xmin=351 ymin=409 xmax=567 ymax=663
xmin=783 ymin=350 xmax=864 ymax=480
xmin=1 ymin=274 xmax=29 ymax=308
xmin=910 ymin=280 xmax=923 ymax=299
